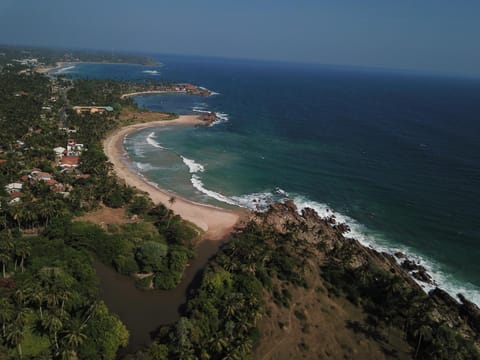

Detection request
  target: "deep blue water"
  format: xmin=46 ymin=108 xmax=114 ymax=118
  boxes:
xmin=60 ymin=56 xmax=480 ymax=303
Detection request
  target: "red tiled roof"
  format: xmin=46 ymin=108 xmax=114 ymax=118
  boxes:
xmin=9 ymin=191 xmax=22 ymax=199
xmin=60 ymin=156 xmax=79 ymax=165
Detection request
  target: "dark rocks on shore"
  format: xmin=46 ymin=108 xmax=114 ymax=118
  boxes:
xmin=333 ymin=223 xmax=350 ymax=234
xmin=458 ymin=294 xmax=480 ymax=332
xmin=401 ymin=259 xmax=433 ymax=284
xmin=199 ymin=111 xmax=217 ymax=125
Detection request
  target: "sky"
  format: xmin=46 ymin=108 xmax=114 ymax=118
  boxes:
xmin=1 ymin=0 xmax=479 ymax=76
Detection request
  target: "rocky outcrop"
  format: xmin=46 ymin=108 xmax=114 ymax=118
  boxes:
xmin=400 ymin=259 xmax=433 ymax=284
xmin=261 ymin=201 xmax=477 ymax=324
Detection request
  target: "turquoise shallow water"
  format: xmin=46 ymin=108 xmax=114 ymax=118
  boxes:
xmin=65 ymin=56 xmax=480 ymax=304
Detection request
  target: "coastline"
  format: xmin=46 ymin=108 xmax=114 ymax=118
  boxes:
xmin=36 ymin=60 xmax=161 ymax=74
xmin=103 ymin=114 xmax=244 ymax=240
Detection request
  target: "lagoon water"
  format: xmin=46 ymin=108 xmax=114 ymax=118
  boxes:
xmin=64 ymin=55 xmax=480 ymax=305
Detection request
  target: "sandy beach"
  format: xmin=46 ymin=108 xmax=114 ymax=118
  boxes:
xmin=35 ymin=61 xmax=73 ymax=74
xmin=103 ymin=115 xmax=243 ymax=240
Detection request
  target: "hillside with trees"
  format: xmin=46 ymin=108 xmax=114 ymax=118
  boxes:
xmin=0 ymin=52 xmax=198 ymax=358
xmin=131 ymin=202 xmax=480 ymax=360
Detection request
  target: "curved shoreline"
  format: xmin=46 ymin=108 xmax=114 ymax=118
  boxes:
xmin=120 ymin=91 xmax=179 ymax=99
xmin=103 ymin=115 xmax=245 ymax=240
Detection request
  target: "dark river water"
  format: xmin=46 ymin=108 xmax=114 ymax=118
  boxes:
xmin=94 ymin=239 xmax=223 ymax=354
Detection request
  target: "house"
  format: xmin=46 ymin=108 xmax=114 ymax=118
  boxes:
xmin=60 ymin=156 xmax=79 ymax=169
xmin=9 ymin=191 xmax=22 ymax=204
xmin=5 ymin=183 xmax=23 ymax=194
xmin=53 ymin=146 xmax=66 ymax=157
xmin=30 ymin=171 xmax=53 ymax=182
xmin=66 ymin=140 xmax=84 ymax=156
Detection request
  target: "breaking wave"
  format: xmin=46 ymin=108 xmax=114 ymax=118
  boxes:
xmin=54 ymin=65 xmax=76 ymax=74
xmin=181 ymin=156 xmax=205 ymax=173
xmin=134 ymin=162 xmax=156 ymax=172
xmin=146 ymin=132 xmax=165 ymax=149
xmin=142 ymin=70 xmax=160 ymax=75
xmin=192 ymin=107 xmax=230 ymax=126
xmin=190 ymin=175 xmax=237 ymax=205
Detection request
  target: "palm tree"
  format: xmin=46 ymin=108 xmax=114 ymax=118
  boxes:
xmin=0 ymin=230 xmax=13 ymax=277
xmin=0 ymin=297 xmax=14 ymax=337
xmin=5 ymin=322 xmax=25 ymax=358
xmin=0 ymin=251 xmax=10 ymax=278
xmin=414 ymin=323 xmax=432 ymax=359
xmin=61 ymin=318 xmax=87 ymax=350
xmin=41 ymin=310 xmax=64 ymax=351
xmin=30 ymin=286 xmax=46 ymax=320
xmin=14 ymin=239 xmax=31 ymax=273
xmin=166 ymin=196 xmax=176 ymax=228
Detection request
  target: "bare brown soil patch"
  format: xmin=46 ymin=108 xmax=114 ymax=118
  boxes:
xmin=74 ymin=206 xmax=138 ymax=228
xmin=119 ymin=108 xmax=176 ymax=125
xmin=254 ymin=274 xmax=412 ymax=360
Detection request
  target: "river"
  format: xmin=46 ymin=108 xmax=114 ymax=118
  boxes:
xmin=94 ymin=239 xmax=224 ymax=354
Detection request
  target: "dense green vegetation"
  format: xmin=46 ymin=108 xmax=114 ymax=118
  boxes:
xmin=0 ymin=52 xmax=197 ymax=358
xmin=131 ymin=215 xmax=480 ymax=360
xmin=0 ymin=232 xmax=129 ymax=359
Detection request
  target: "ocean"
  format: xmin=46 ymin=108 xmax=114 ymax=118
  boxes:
xmin=58 ymin=55 xmax=480 ymax=305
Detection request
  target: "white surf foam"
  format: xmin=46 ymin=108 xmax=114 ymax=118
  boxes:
xmin=142 ymin=70 xmax=160 ymax=75
xmin=231 ymin=188 xmax=289 ymax=211
xmin=189 ymin=179 xmax=480 ymax=305
xmin=192 ymin=106 xmax=230 ymax=126
xmin=212 ymin=112 xmax=229 ymax=126
xmin=135 ymin=162 xmax=156 ymax=172
xmin=291 ymin=195 xmax=480 ymax=306
xmin=55 ymin=65 xmax=76 ymax=74
xmin=192 ymin=106 xmax=210 ymax=114
xmin=190 ymin=175 xmax=237 ymax=205
xmin=181 ymin=156 xmax=205 ymax=173
xmin=146 ymin=132 xmax=165 ymax=149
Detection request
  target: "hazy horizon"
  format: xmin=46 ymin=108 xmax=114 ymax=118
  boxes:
xmin=1 ymin=1 xmax=479 ymax=77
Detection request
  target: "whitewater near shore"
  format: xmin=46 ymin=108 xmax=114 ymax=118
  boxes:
xmin=103 ymin=115 xmax=242 ymax=240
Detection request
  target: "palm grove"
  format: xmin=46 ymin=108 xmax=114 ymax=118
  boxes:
xmin=0 ymin=61 xmax=198 ymax=358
